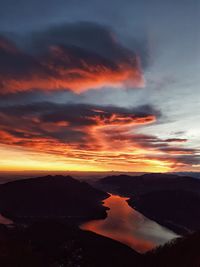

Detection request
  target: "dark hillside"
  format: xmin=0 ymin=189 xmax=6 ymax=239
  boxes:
xmin=0 ymin=175 xmax=109 ymax=222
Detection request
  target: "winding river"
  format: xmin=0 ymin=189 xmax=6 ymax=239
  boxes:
xmin=80 ymin=194 xmax=178 ymax=253
xmin=0 ymin=193 xmax=178 ymax=253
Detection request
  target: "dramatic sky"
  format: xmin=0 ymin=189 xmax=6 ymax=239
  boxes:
xmin=0 ymin=0 xmax=199 ymax=172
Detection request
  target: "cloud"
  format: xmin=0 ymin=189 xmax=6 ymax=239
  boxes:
xmin=0 ymin=102 xmax=199 ymax=170
xmin=0 ymin=103 xmax=156 ymax=154
xmin=164 ymin=138 xmax=188 ymax=143
xmin=0 ymin=102 xmax=156 ymax=146
xmin=0 ymin=22 xmax=144 ymax=95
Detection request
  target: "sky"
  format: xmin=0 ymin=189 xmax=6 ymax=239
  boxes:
xmin=0 ymin=0 xmax=199 ymax=172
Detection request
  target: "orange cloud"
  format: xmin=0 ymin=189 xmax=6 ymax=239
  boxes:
xmin=0 ymin=103 xmax=198 ymax=172
xmin=0 ymin=37 xmax=144 ymax=95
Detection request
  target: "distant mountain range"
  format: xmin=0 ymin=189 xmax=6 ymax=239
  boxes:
xmin=0 ymin=171 xmax=199 ymax=185
xmin=98 ymin=173 xmax=200 ymax=195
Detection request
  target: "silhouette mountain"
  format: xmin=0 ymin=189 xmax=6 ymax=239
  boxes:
xmin=130 ymin=190 xmax=200 ymax=235
xmin=0 ymin=221 xmax=140 ymax=267
xmin=0 ymin=175 xmax=109 ymax=222
xmin=99 ymin=173 xmax=200 ymax=196
xmin=142 ymin=231 xmax=200 ymax=267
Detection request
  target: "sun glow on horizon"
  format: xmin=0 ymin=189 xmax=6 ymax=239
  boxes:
xmin=0 ymin=144 xmax=176 ymax=173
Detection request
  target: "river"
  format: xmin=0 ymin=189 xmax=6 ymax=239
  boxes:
xmin=80 ymin=194 xmax=178 ymax=253
xmin=0 ymin=214 xmax=13 ymax=225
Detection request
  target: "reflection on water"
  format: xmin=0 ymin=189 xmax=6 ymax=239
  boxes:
xmin=0 ymin=214 xmax=13 ymax=225
xmin=80 ymin=194 xmax=178 ymax=253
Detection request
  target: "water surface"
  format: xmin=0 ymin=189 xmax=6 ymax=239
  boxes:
xmin=0 ymin=214 xmax=13 ymax=225
xmin=80 ymin=194 xmax=178 ymax=253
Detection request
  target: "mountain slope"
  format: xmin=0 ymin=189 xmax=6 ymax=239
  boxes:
xmin=99 ymin=173 xmax=200 ymax=196
xmin=0 ymin=175 xmax=109 ymax=222
xmin=130 ymin=190 xmax=200 ymax=235
xmin=142 ymin=231 xmax=200 ymax=267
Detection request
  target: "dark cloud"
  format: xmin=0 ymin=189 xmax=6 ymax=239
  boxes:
xmin=0 ymin=102 xmax=199 ymax=168
xmin=0 ymin=22 xmax=144 ymax=95
xmin=131 ymin=134 xmax=199 ymax=156
xmin=28 ymin=21 xmax=150 ymax=68
xmin=164 ymin=138 xmax=188 ymax=143
xmin=0 ymin=102 xmax=157 ymax=127
xmin=0 ymin=102 xmax=157 ymax=150
xmin=29 ymin=22 xmax=132 ymax=61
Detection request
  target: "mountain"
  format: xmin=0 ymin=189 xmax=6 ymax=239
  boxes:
xmin=129 ymin=190 xmax=200 ymax=235
xmin=0 ymin=173 xmax=200 ymax=266
xmin=0 ymin=221 xmax=140 ymax=267
xmin=0 ymin=175 xmax=109 ymax=223
xmin=142 ymin=231 xmax=200 ymax=267
xmin=98 ymin=173 xmax=200 ymax=234
xmin=98 ymin=173 xmax=200 ymax=196
xmin=173 ymin=172 xmax=200 ymax=179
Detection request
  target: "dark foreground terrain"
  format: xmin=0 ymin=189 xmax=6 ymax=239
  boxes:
xmin=0 ymin=222 xmax=200 ymax=267
xmin=0 ymin=174 xmax=200 ymax=266
xmin=0 ymin=222 xmax=140 ymax=267
xmin=142 ymin=231 xmax=200 ymax=267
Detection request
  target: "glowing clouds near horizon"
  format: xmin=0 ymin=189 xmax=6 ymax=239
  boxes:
xmin=0 ymin=103 xmax=199 ymax=172
xmin=0 ymin=22 xmax=199 ymax=172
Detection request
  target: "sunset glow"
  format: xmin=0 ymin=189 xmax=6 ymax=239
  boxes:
xmin=0 ymin=8 xmax=199 ymax=173
xmin=0 ymin=102 xmax=197 ymax=172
